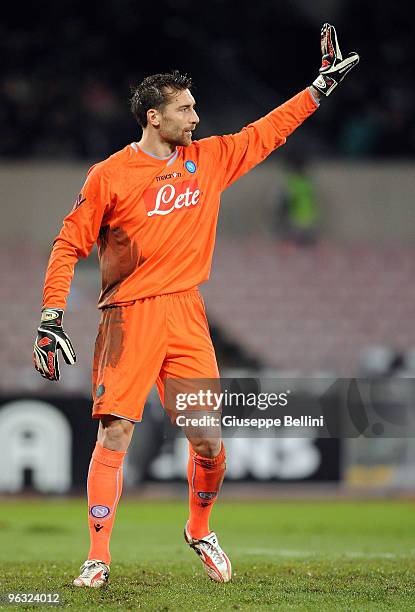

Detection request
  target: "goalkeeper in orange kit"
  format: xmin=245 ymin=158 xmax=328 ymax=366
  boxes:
xmin=33 ymin=24 xmax=358 ymax=587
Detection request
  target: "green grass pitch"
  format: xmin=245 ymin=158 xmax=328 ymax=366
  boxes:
xmin=0 ymin=498 xmax=414 ymax=610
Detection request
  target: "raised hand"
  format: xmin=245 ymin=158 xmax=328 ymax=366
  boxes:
xmin=312 ymin=23 xmax=360 ymax=96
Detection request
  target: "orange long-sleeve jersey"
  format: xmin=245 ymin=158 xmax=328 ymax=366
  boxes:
xmin=43 ymin=88 xmax=318 ymax=309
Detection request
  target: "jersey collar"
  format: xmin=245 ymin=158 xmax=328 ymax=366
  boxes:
xmin=131 ymin=142 xmax=178 ymax=165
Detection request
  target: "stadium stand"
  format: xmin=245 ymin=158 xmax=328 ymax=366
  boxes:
xmin=2 ymin=239 xmax=414 ymax=393
xmin=2 ymin=1 xmax=414 ymax=160
xmin=202 ymin=239 xmax=415 ymax=374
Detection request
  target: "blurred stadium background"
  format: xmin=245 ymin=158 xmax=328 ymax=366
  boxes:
xmin=1 ymin=0 xmax=415 ymax=502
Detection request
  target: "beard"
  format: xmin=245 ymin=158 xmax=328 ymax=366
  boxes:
xmin=159 ymin=123 xmax=193 ymax=147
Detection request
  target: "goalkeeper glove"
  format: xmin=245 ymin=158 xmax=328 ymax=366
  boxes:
xmin=33 ymin=308 xmax=76 ymax=381
xmin=312 ymin=23 xmax=360 ymax=96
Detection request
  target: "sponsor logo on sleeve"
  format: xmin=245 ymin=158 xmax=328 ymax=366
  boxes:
xmin=72 ymin=193 xmax=86 ymax=211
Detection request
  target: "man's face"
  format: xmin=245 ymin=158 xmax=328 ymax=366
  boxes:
xmin=156 ymin=88 xmax=199 ymax=147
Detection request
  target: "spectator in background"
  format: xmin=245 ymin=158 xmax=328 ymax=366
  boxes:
xmin=275 ymin=154 xmax=319 ymax=247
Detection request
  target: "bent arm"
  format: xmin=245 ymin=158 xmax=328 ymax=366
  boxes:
xmin=42 ymin=164 xmax=111 ymax=309
xmin=43 ymin=240 xmax=82 ymax=309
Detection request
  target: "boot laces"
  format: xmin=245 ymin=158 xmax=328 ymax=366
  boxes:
xmin=79 ymin=560 xmax=107 ymax=579
xmin=198 ymin=538 xmax=224 ymax=565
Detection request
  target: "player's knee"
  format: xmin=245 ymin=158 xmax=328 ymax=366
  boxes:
xmin=191 ymin=438 xmax=222 ymax=458
xmin=98 ymin=416 xmax=134 ymax=452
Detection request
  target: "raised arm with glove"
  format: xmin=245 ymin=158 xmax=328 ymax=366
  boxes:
xmin=312 ymin=23 xmax=360 ymax=97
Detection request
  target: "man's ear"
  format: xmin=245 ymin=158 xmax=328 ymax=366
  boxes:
xmin=147 ymin=108 xmax=161 ymax=127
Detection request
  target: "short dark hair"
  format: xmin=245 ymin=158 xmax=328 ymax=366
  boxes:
xmin=130 ymin=70 xmax=192 ymax=128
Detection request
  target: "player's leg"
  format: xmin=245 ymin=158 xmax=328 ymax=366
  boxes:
xmin=73 ymin=415 xmax=134 ymax=587
xmin=158 ymin=290 xmax=226 ymax=538
xmin=184 ymin=426 xmax=225 ymax=538
xmin=74 ymin=300 xmax=167 ymax=587
xmin=88 ymin=417 xmax=134 ymax=560
xmin=158 ymin=289 xmax=231 ymax=582
xmin=182 ymin=424 xmax=230 ymax=582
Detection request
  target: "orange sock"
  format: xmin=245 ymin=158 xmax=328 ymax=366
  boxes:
xmin=87 ymin=442 xmax=126 ymax=565
xmin=187 ymin=443 xmax=226 ymax=539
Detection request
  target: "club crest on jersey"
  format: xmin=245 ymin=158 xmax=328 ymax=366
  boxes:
xmin=144 ymin=179 xmax=201 ymax=217
xmin=185 ymin=160 xmax=197 ymax=174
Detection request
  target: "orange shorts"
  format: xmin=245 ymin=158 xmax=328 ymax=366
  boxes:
xmin=92 ymin=289 xmax=219 ymax=422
